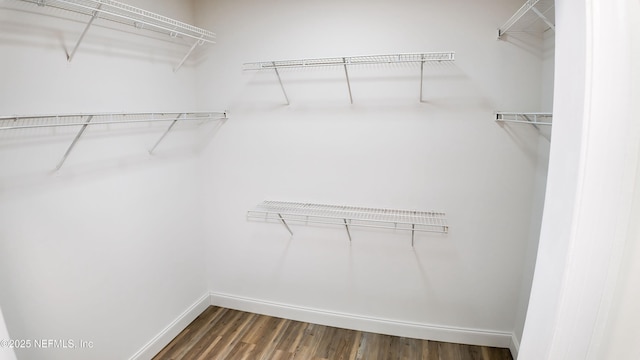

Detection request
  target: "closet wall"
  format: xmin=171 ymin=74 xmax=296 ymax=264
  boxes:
xmin=0 ymin=1 xmax=208 ymax=359
xmin=0 ymin=0 xmax=553 ymax=358
xmin=194 ymin=0 xmax=551 ymax=350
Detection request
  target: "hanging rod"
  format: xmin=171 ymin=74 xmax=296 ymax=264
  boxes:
xmin=0 ymin=111 xmax=227 ymax=169
xmin=247 ymin=200 xmax=448 ymax=247
xmin=495 ymin=112 xmax=552 ymax=126
xmin=18 ymin=0 xmax=216 ymax=70
xmin=243 ymin=52 xmax=455 ymax=104
xmin=498 ymin=0 xmax=555 ymax=38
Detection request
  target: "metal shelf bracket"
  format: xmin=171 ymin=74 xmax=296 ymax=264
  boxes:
xmin=148 ymin=113 xmax=184 ymax=154
xmin=67 ymin=3 xmax=102 ymax=62
xmin=55 ymin=114 xmax=93 ymax=170
xmin=498 ymin=0 xmax=555 ymax=38
xmin=344 ymin=218 xmax=352 ymax=242
xmin=419 ymin=54 xmax=426 ymax=102
xmin=173 ymin=37 xmax=205 ymax=72
xmin=278 ymin=213 xmax=293 ymax=236
xmin=411 ymin=223 xmax=416 ymax=247
xmin=530 ymin=5 xmax=555 ymax=32
xmin=343 ymin=57 xmax=353 ymax=104
xmin=272 ymin=62 xmax=290 ymax=105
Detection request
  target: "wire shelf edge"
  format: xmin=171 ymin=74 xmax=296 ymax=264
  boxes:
xmin=247 ymin=200 xmax=449 ymax=245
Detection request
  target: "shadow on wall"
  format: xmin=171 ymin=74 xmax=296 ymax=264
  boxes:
xmin=497 ymin=121 xmax=551 ymax=162
xmin=237 ymin=60 xmax=495 ymax=112
xmin=243 ymin=220 xmax=476 ymax=323
xmin=0 ymin=119 xmax=226 ymax=201
xmin=497 ymin=32 xmax=547 ymax=60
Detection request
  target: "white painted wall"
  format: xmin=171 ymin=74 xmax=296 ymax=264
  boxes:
xmin=0 ymin=1 xmax=208 ymax=359
xmin=512 ymin=28 xmax=555 ymax=352
xmin=194 ymin=0 xmax=549 ymax=346
xmin=519 ymin=0 xmax=640 ymax=359
xmin=0 ymin=306 xmax=17 ymax=360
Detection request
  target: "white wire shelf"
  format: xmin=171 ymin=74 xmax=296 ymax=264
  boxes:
xmin=498 ymin=0 xmax=555 ymax=38
xmin=247 ymin=200 xmax=448 ymax=246
xmin=242 ymin=52 xmax=455 ymax=104
xmin=495 ymin=112 xmax=552 ymax=126
xmin=18 ymin=0 xmax=216 ymax=71
xmin=243 ymin=52 xmax=455 ymax=71
xmin=0 ymin=111 xmax=227 ymax=170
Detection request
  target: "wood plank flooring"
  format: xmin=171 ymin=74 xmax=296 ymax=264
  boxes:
xmin=153 ymin=306 xmax=513 ymax=360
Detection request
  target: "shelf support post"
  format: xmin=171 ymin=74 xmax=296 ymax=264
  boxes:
xmin=343 ymin=57 xmax=354 ymax=104
xmin=419 ymin=55 xmax=425 ymax=102
xmin=55 ymin=115 xmax=93 ymax=170
xmin=149 ymin=113 xmax=184 ymax=154
xmin=278 ymin=213 xmax=293 ymax=235
xmin=498 ymin=0 xmax=542 ymax=38
xmin=174 ymin=37 xmax=204 ymax=72
xmin=344 ymin=219 xmax=352 ymax=243
xmin=411 ymin=224 xmax=415 ymax=247
xmin=522 ymin=114 xmax=540 ymax=130
xmin=67 ymin=3 xmax=102 ymax=62
xmin=272 ymin=62 xmax=290 ymax=105
xmin=530 ymin=5 xmax=556 ymax=32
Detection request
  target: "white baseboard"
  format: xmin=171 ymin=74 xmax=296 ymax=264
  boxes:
xmin=129 ymin=293 xmax=211 ymax=360
xmin=209 ymin=292 xmax=513 ymax=349
xmin=510 ymin=333 xmax=520 ymax=359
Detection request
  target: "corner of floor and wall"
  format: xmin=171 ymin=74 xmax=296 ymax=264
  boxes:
xmin=120 ymin=291 xmax=526 ymax=360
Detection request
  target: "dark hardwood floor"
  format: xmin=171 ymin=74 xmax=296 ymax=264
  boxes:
xmin=153 ymin=306 xmax=513 ymax=360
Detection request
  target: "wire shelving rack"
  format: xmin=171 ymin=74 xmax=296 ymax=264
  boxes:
xmin=243 ymin=52 xmax=455 ymax=104
xmin=17 ymin=0 xmax=216 ymax=71
xmin=0 ymin=111 xmax=227 ymax=170
xmin=247 ymin=200 xmax=448 ymax=246
xmin=498 ymin=0 xmax=555 ymax=38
